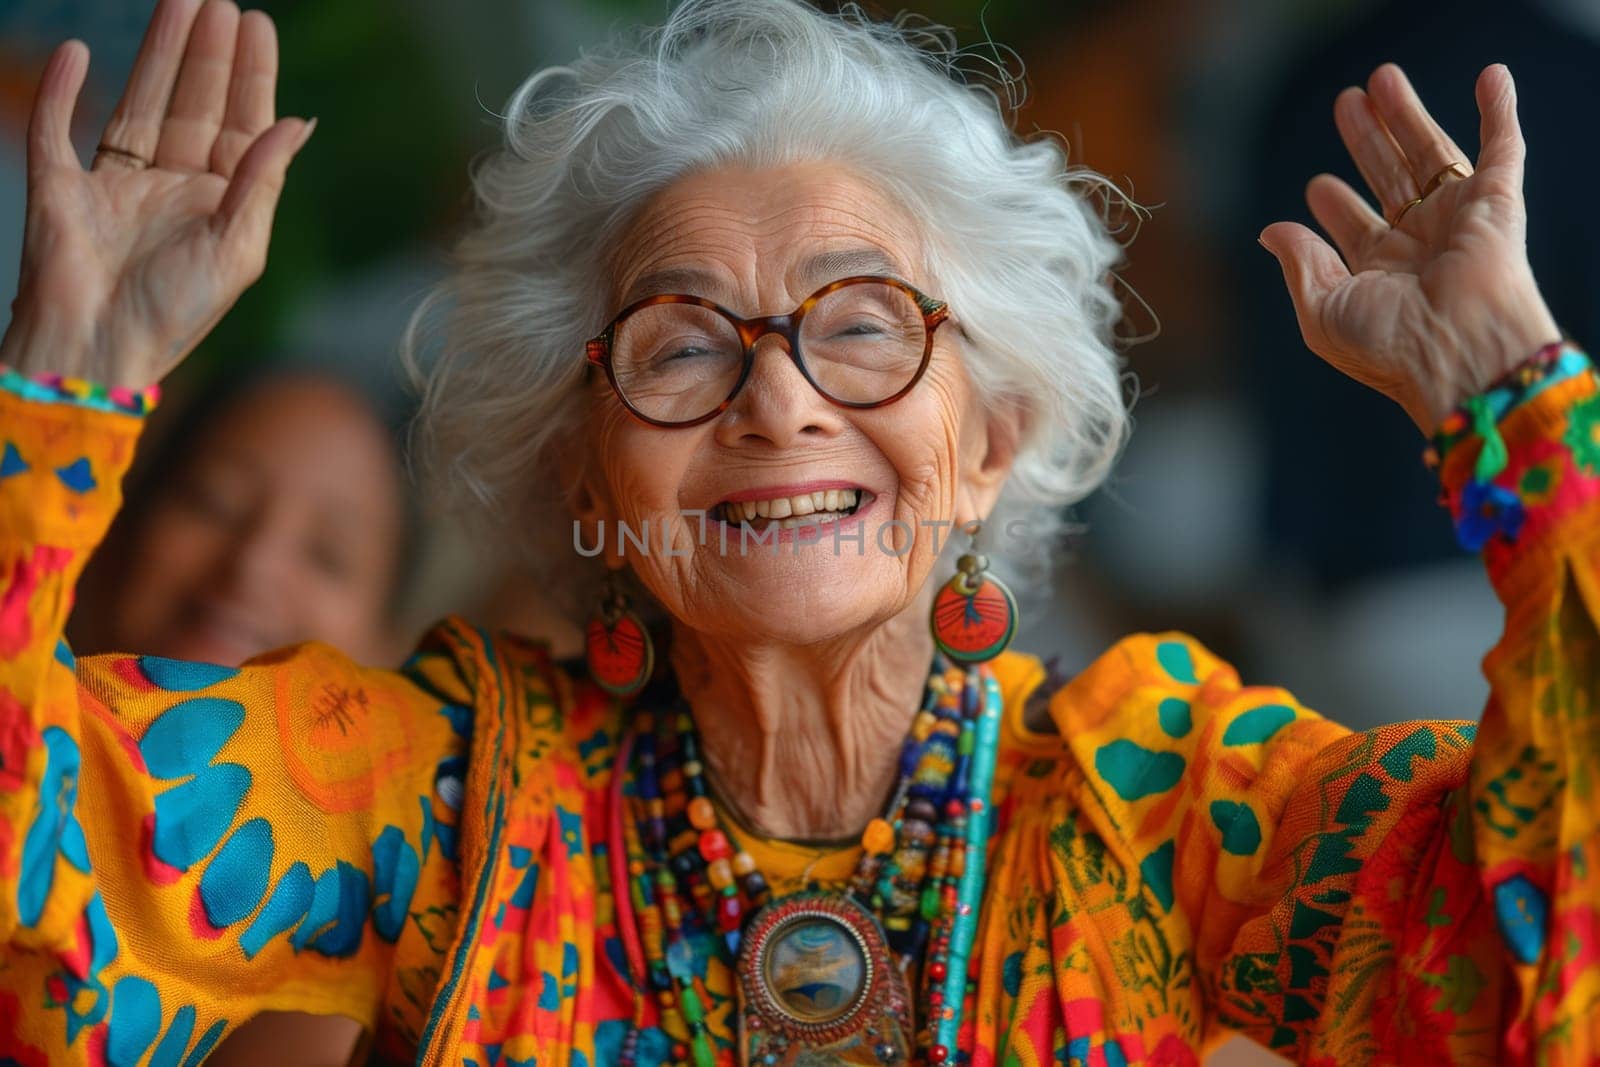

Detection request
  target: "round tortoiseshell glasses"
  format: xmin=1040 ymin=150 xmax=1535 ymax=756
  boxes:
xmin=584 ymin=275 xmax=952 ymax=428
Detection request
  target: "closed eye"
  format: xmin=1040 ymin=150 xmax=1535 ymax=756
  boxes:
xmin=657 ymin=344 xmax=720 ymax=364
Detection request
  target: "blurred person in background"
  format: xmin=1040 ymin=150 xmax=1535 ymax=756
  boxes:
xmin=70 ymin=368 xmax=412 ymax=670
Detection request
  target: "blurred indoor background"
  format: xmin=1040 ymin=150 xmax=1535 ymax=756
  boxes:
xmin=3 ymin=2 xmax=1596 ymax=1057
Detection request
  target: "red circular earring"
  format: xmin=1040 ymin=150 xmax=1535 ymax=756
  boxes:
xmin=930 ymin=521 xmax=1017 ymax=664
xmin=585 ymin=573 xmax=654 ymax=697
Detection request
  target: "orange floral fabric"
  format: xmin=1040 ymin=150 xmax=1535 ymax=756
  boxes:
xmin=0 ymin=366 xmax=1595 ymax=1065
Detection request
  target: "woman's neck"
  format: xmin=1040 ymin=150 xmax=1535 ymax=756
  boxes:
xmin=670 ymin=593 xmax=935 ymax=841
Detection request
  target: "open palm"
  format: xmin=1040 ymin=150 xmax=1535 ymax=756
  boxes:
xmin=1262 ymin=64 xmax=1560 ymax=433
xmin=0 ymin=0 xmax=311 ymax=389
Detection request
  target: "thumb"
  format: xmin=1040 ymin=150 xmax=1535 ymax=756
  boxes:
xmin=1260 ymin=221 xmax=1349 ymax=350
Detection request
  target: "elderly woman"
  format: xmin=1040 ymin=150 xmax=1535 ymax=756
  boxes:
xmin=0 ymin=0 xmax=1594 ymax=1064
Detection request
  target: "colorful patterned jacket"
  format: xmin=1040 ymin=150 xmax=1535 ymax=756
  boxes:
xmin=0 ymin=356 xmax=1597 ymax=1065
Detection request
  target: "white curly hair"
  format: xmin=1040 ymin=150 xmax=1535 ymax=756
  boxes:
xmin=405 ymin=0 xmax=1133 ymax=618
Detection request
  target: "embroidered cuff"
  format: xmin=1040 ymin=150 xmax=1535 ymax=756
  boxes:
xmin=0 ymin=366 xmax=159 ymax=416
xmin=1428 ymin=344 xmax=1600 ymax=554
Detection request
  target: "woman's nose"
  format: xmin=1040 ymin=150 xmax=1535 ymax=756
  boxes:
xmin=716 ymin=334 xmax=840 ymax=448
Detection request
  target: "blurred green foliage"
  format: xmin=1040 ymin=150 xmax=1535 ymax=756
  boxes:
xmin=198 ymin=1 xmax=469 ymax=371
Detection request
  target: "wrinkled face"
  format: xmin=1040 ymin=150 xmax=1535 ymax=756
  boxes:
xmin=577 ymin=162 xmax=1018 ymax=645
xmin=110 ymin=378 xmax=404 ymax=666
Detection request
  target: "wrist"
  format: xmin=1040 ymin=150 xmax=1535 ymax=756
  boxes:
xmin=0 ymin=304 xmax=92 ymax=381
xmin=0 ymin=302 xmax=161 ymax=415
xmin=1420 ymin=291 xmax=1562 ymax=432
xmin=0 ymin=294 xmax=157 ymax=389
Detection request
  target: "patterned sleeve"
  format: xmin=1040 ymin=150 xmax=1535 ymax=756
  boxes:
xmin=0 ymin=384 xmax=469 ymax=1064
xmin=1046 ymin=349 xmax=1600 ymax=1063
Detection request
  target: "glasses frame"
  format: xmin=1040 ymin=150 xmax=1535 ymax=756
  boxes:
xmin=584 ymin=274 xmax=952 ymax=429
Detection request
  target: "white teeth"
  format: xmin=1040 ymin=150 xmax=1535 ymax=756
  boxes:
xmin=769 ymin=497 xmax=792 ymax=518
xmin=792 ymin=495 xmax=815 ymax=516
xmin=823 ymin=490 xmax=838 ymax=511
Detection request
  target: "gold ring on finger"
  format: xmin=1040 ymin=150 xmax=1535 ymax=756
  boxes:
xmin=94 ymin=143 xmax=149 ymax=169
xmin=1421 ymin=160 xmax=1471 ymax=199
xmin=1389 ymin=196 xmax=1424 ymax=228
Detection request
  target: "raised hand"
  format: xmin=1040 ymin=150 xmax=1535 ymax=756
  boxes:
xmin=0 ymin=0 xmax=313 ymax=389
xmin=1261 ymin=64 xmax=1561 ymax=433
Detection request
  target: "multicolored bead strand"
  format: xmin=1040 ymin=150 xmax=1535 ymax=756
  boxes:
xmin=628 ymin=712 xmax=724 ymax=1067
xmin=621 ymin=658 xmax=1000 ymax=1065
xmin=913 ymin=664 xmax=984 ymax=1062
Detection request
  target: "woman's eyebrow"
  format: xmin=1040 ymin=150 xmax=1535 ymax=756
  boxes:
xmin=621 ymin=266 xmax=726 ymax=305
xmin=620 ymin=247 xmax=902 ymax=307
xmin=798 ymin=247 xmax=903 ymax=288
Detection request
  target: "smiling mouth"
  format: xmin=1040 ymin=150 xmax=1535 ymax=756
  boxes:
xmin=710 ymin=488 xmax=872 ymax=531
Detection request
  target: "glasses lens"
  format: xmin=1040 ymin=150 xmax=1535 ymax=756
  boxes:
xmin=798 ymin=281 xmax=928 ymax=405
xmin=611 ymin=303 xmax=744 ymax=424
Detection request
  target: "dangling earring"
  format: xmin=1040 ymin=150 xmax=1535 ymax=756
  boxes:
xmin=930 ymin=520 xmax=1018 ymax=664
xmin=585 ymin=570 xmax=654 ymax=697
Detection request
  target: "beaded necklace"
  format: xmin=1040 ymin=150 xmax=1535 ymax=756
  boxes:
xmin=615 ymin=656 xmax=1004 ymax=1066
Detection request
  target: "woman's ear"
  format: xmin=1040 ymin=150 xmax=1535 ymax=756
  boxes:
xmin=560 ymin=449 xmax=624 ymax=569
xmin=560 ymin=445 xmax=596 ymax=517
xmin=954 ymin=396 xmax=1026 ymax=525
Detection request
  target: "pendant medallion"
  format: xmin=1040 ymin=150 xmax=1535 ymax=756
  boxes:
xmin=735 ymin=892 xmax=913 ymax=1065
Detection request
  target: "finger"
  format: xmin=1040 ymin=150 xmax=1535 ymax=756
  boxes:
xmin=1475 ymin=63 xmax=1525 ymax=179
xmin=1366 ymin=63 xmax=1472 ymax=193
xmin=211 ymin=9 xmax=278 ymax=177
xmin=214 ymin=117 xmax=314 ymax=281
xmin=1259 ymin=221 xmax=1351 ymax=351
xmin=1305 ymin=174 xmax=1388 ymax=265
xmin=154 ymin=0 xmax=241 ymax=172
xmin=97 ymin=0 xmax=204 ymax=166
xmin=1333 ymin=86 xmax=1417 ymax=221
xmin=27 ymin=40 xmax=90 ymax=176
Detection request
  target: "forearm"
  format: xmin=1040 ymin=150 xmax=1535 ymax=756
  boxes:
xmin=0 ymin=378 xmax=148 ymax=948
xmin=1430 ymin=342 xmax=1600 ymax=1056
xmin=1056 ymin=347 xmax=1600 ymax=1060
xmin=0 ymin=376 xmax=463 ymax=1058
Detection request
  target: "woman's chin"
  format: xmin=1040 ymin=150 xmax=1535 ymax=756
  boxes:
xmin=708 ymin=607 xmax=887 ymax=647
xmin=678 ymin=562 xmax=904 ymax=645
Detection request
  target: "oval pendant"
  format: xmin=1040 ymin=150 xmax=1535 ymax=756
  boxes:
xmin=930 ymin=568 xmax=1017 ymax=664
xmin=736 ymin=893 xmax=912 ymax=1065
xmin=585 ymin=607 xmax=653 ymax=696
